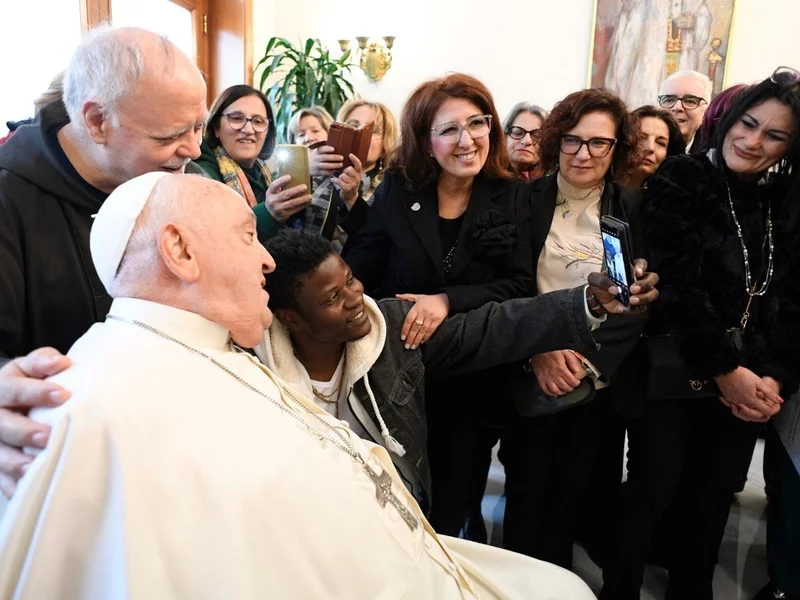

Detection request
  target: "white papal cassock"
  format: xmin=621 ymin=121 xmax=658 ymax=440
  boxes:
xmin=0 ymin=298 xmax=595 ymax=600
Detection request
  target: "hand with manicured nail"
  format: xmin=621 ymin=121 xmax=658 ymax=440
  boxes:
xmin=0 ymin=347 xmax=72 ymax=498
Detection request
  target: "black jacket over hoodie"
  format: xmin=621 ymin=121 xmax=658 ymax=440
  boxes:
xmin=0 ymin=103 xmax=110 ymax=365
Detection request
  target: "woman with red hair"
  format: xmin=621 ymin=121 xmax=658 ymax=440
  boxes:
xmin=344 ymin=73 xmax=532 ymax=528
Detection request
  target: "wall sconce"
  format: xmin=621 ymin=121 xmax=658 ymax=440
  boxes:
xmin=338 ymin=36 xmax=395 ymax=82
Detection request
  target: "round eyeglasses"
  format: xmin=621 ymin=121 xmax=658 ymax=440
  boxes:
xmin=224 ymin=112 xmax=270 ymax=133
xmin=506 ymin=126 xmax=541 ymax=141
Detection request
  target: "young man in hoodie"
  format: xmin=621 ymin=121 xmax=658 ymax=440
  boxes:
xmin=0 ymin=27 xmax=207 ymax=494
xmin=256 ymin=230 xmax=659 ymax=511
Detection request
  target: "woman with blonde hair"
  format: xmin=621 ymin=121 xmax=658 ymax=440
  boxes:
xmin=337 ymin=99 xmax=399 ymax=202
xmin=258 ymin=104 xmax=364 ymax=250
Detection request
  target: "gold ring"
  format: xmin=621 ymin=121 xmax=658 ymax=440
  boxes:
xmin=415 ymin=320 xmax=424 ymax=327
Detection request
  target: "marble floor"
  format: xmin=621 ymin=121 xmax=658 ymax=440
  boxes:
xmin=480 ymin=439 xmax=769 ymax=600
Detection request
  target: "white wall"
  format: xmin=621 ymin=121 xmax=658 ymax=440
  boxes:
xmin=0 ymin=0 xmax=83 ymax=135
xmin=252 ymin=0 xmax=800 ymax=120
xmin=725 ymin=0 xmax=800 ymax=86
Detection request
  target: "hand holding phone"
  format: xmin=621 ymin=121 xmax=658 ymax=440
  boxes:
xmin=600 ymin=216 xmax=636 ymax=306
xmin=326 ymin=120 xmax=374 ymax=171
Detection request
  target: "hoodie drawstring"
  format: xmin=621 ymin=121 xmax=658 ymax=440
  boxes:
xmin=363 ymin=373 xmax=406 ymax=457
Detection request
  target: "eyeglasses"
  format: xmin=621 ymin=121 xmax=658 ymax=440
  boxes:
xmin=506 ymin=126 xmax=541 ymax=141
xmin=430 ymin=114 xmax=492 ymax=143
xmin=345 ymin=120 xmax=384 ymax=137
xmin=560 ymin=135 xmax=617 ymax=158
xmin=224 ymin=112 xmax=270 ymax=133
xmin=657 ymin=94 xmax=707 ymax=110
xmin=771 ymin=66 xmax=800 ymax=87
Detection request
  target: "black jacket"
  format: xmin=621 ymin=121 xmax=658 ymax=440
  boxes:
xmin=343 ymin=169 xmax=532 ymax=312
xmin=642 ymin=153 xmax=800 ymax=395
xmin=514 ymin=174 xmax=648 ymax=408
xmin=357 ymin=288 xmax=596 ymax=510
xmin=0 ymin=103 xmax=110 ymax=365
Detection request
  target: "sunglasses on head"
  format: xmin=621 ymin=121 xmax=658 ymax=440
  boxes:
xmin=770 ymin=66 xmax=800 ymax=87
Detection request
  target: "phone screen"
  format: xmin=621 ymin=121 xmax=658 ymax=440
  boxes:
xmin=601 ymin=229 xmax=630 ymax=300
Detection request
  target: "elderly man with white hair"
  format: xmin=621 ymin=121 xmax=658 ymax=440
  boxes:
xmin=657 ymin=69 xmax=713 ymax=150
xmin=0 ymin=26 xmax=207 ymax=496
xmin=0 ymin=172 xmax=599 ymax=599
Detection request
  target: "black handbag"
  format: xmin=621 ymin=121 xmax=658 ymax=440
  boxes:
xmin=508 ymin=368 xmax=597 ymax=417
xmin=643 ymin=334 xmax=719 ymax=400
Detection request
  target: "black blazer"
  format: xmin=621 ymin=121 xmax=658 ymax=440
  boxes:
xmin=515 ymin=173 xmax=648 ymax=406
xmin=343 ymin=170 xmax=532 ymax=312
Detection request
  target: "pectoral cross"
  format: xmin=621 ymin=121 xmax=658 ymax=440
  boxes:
xmin=363 ymin=463 xmax=419 ymax=531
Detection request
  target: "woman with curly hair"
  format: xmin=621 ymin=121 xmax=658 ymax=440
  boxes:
xmin=343 ymin=73 xmax=532 ymax=530
xmin=493 ymin=88 xmax=648 ymax=568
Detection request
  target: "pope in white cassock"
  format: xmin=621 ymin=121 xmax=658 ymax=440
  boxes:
xmin=0 ymin=173 xmax=595 ymax=599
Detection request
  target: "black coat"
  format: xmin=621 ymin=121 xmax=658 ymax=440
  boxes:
xmin=343 ymin=169 xmax=532 ymax=311
xmin=514 ymin=174 xmax=648 ymax=399
xmin=0 ymin=103 xmax=110 ymax=365
xmin=642 ymin=153 xmax=800 ymax=395
xmin=366 ymin=287 xmax=597 ymax=510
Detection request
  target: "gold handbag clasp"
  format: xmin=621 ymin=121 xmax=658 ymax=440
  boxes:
xmin=690 ymin=380 xmax=704 ymax=391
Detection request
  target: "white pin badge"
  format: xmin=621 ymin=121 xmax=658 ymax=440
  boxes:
xmin=411 ymin=202 xmax=421 ymax=212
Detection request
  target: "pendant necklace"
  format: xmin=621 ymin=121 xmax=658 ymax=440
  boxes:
xmin=724 ymin=181 xmax=774 ymax=348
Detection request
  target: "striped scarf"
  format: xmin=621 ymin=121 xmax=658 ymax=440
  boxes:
xmin=214 ymin=145 xmax=272 ymax=208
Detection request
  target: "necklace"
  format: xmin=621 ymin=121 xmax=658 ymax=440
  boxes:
xmin=725 ymin=182 xmax=774 ymax=332
xmin=106 ymin=314 xmax=419 ymax=531
xmin=311 ymin=360 xmax=345 ymax=419
xmin=443 ymin=240 xmax=458 ymax=274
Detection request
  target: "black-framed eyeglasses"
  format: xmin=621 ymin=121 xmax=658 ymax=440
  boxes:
xmin=771 ymin=66 xmax=800 ymax=87
xmin=506 ymin=126 xmax=541 ymax=141
xmin=657 ymin=94 xmax=707 ymax=110
xmin=224 ymin=112 xmax=270 ymax=133
xmin=430 ymin=114 xmax=492 ymax=144
xmin=560 ymin=135 xmax=617 ymax=158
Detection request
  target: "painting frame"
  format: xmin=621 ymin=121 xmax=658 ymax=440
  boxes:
xmin=587 ymin=0 xmax=738 ymax=108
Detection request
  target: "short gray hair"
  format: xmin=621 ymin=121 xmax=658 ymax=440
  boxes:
xmin=63 ymin=25 xmax=175 ymax=126
xmin=502 ymin=102 xmax=549 ymax=133
xmin=659 ymin=70 xmax=713 ymax=100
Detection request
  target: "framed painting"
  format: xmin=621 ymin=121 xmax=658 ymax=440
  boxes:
xmin=589 ymin=0 xmax=737 ymax=108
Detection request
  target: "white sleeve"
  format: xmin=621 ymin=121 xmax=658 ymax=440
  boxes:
xmin=0 ymin=404 xmax=128 ymax=600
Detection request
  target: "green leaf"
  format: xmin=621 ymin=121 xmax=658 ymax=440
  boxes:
xmin=256 ymin=36 xmax=354 ymax=129
xmin=263 ymin=37 xmax=278 ymax=58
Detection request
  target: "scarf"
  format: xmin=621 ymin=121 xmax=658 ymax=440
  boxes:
xmin=214 ymin=145 xmax=273 ymax=208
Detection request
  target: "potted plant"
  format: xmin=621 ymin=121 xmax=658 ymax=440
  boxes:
xmin=256 ymin=37 xmax=355 ymax=143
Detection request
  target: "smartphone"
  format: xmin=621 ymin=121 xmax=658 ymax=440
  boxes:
xmin=273 ymin=144 xmax=311 ymax=192
xmin=326 ymin=120 xmax=375 ymax=171
xmin=599 ymin=216 xmax=636 ymax=305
